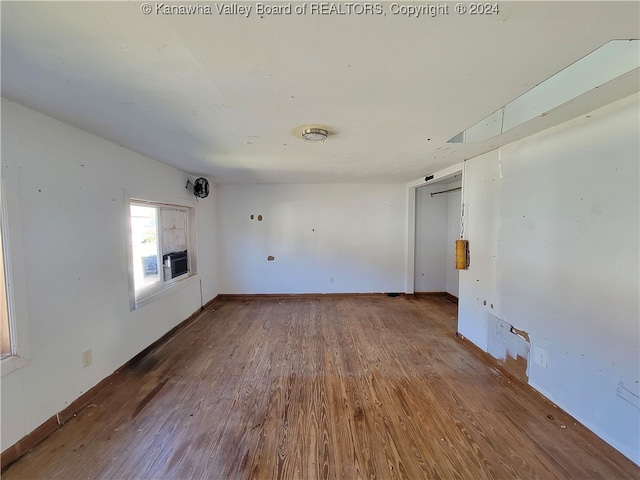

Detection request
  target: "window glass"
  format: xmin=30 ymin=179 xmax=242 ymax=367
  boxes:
xmin=129 ymin=201 xmax=195 ymax=308
xmin=130 ymin=204 xmax=161 ymax=293
xmin=0 ymin=222 xmax=10 ymax=358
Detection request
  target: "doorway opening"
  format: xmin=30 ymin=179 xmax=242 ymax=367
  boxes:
xmin=413 ymin=174 xmax=462 ymax=324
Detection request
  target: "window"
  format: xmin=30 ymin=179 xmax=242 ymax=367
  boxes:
xmin=129 ymin=200 xmax=196 ymax=309
xmin=0 ymin=220 xmax=11 ymax=358
xmin=1 ymin=182 xmax=31 ymax=376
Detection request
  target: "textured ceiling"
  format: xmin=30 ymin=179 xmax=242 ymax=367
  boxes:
xmin=2 ymin=1 xmax=639 ymax=183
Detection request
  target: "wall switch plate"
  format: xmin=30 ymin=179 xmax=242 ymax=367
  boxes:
xmin=534 ymin=346 xmax=548 ymax=368
xmin=82 ymin=349 xmax=92 ymax=368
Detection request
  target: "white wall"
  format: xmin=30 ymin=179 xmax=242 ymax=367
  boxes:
xmin=0 ymin=99 xmax=218 ymax=451
xmin=445 ymin=184 xmax=462 ymax=297
xmin=457 ymin=94 xmax=640 ymax=464
xmin=217 ymin=184 xmax=407 ymax=294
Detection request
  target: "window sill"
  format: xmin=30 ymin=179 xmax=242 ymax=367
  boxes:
xmin=1 ymin=354 xmax=30 ymax=377
xmin=132 ymin=274 xmax=199 ymax=310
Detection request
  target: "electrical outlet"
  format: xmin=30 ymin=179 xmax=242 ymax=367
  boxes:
xmin=82 ymin=349 xmax=92 ymax=368
xmin=534 ymin=346 xmax=548 ymax=368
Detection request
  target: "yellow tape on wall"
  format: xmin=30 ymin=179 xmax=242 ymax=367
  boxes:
xmin=456 ymin=239 xmax=469 ymax=270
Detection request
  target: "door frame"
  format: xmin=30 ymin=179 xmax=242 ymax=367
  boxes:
xmin=405 ymin=163 xmax=463 ymax=294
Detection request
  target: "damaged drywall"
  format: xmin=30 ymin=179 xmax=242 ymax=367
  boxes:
xmin=487 ymin=313 xmax=530 ymax=382
xmin=457 ymin=95 xmax=640 ymax=464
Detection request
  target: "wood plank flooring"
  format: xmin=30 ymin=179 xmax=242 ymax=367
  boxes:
xmin=3 ymin=296 xmax=638 ymax=479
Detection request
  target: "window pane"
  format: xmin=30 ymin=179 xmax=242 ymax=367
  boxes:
xmin=161 ymin=208 xmax=187 ymax=254
xmin=129 ymin=200 xmax=195 ymax=309
xmin=130 ymin=205 xmax=160 ymax=291
xmin=0 ymin=222 xmax=11 ymax=357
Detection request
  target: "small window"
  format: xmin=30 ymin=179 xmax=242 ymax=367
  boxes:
xmin=0 ymin=221 xmax=11 ymax=358
xmin=129 ymin=200 xmax=196 ymax=308
xmin=1 ymin=183 xmax=31 ymax=376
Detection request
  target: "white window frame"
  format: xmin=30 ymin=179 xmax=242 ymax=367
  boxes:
xmin=127 ymin=198 xmax=198 ymax=310
xmin=1 ymin=180 xmax=32 ymax=377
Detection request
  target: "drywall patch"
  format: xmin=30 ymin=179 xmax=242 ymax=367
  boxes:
xmin=487 ymin=313 xmax=530 ymax=383
xmin=510 ymin=325 xmax=530 ymax=343
xmin=504 ymin=354 xmax=528 ymax=383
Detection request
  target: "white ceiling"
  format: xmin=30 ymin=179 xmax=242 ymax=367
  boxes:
xmin=2 ymin=1 xmax=639 ymax=184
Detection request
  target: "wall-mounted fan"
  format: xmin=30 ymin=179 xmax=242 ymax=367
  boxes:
xmin=186 ymin=177 xmax=210 ymax=199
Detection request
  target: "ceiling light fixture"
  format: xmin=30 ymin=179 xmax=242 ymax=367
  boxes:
xmin=292 ymin=124 xmax=336 ymax=142
xmin=301 ymin=128 xmax=328 ymax=143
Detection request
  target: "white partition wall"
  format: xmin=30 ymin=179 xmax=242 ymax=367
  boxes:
xmin=457 ymin=94 xmax=640 ymax=464
xmin=0 ymin=99 xmax=218 ymax=452
xmin=216 ymin=183 xmax=407 ymax=294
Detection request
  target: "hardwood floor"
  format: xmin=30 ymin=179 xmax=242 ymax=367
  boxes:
xmin=3 ymin=296 xmax=638 ymax=479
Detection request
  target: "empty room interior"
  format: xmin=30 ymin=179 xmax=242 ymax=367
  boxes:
xmin=1 ymin=1 xmax=639 ymax=478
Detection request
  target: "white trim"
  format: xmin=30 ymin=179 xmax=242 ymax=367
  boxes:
xmin=0 ymin=178 xmax=32 ymax=377
xmin=133 ymin=273 xmax=200 ymax=310
xmin=405 ymin=163 xmax=464 ymax=296
xmin=405 ymin=187 xmax=416 ymax=294
xmin=407 ymin=162 xmax=464 ymax=189
xmin=127 ymin=196 xmax=198 ymax=311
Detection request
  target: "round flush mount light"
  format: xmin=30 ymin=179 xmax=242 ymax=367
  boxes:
xmin=301 ymin=128 xmax=328 ymax=142
xmin=291 ymin=124 xmax=336 ymax=143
